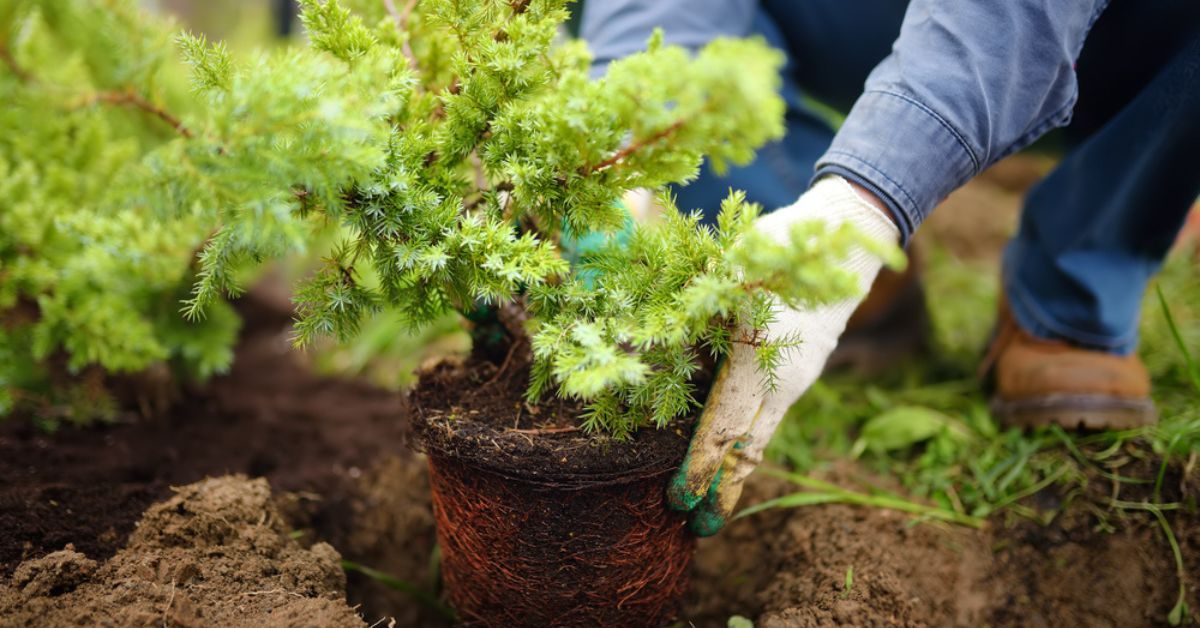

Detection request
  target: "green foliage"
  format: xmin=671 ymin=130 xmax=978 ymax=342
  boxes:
xmin=3 ymin=0 xmax=894 ymax=436
xmin=176 ymin=0 xmax=892 ymax=435
xmin=1 ymin=0 xmax=395 ymax=424
xmin=528 ymin=192 xmax=895 ymax=436
xmin=727 ymin=616 xmax=755 ymax=628
xmin=0 ymin=0 xmax=240 ymax=425
xmin=849 ymin=405 xmax=966 ymax=459
xmin=297 ymin=0 xmax=378 ymax=63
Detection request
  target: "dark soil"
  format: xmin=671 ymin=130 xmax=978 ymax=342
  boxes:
xmin=411 ymin=356 xmax=690 ymax=482
xmin=0 ymin=476 xmax=362 ymax=627
xmin=2 ymin=262 xmax=1196 ymax=626
xmin=0 ymin=292 xmax=433 ymax=625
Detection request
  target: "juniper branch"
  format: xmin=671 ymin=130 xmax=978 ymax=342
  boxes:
xmin=585 ymin=118 xmax=687 ymax=175
xmin=0 ymin=43 xmax=33 ymax=84
xmin=382 ymin=0 xmax=420 ymax=72
xmin=86 ymin=89 xmax=194 ymax=138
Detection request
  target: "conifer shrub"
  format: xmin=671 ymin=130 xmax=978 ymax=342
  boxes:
xmin=183 ymin=0 xmax=902 ymax=437
xmin=0 ymin=0 xmax=393 ymax=425
xmin=0 ymin=0 xmax=237 ymax=425
xmin=2 ymin=0 xmax=902 ymax=436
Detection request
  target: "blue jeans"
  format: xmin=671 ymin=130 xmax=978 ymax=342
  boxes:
xmin=675 ymin=0 xmax=1200 ymax=356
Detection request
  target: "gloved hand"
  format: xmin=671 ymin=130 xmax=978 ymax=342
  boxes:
xmin=667 ymin=175 xmax=902 ymax=536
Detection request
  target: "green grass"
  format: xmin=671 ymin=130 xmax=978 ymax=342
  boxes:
xmin=758 ymin=243 xmax=1199 ymax=624
xmin=764 ymin=244 xmax=1199 ymax=517
xmin=341 ymin=559 xmax=456 ymax=621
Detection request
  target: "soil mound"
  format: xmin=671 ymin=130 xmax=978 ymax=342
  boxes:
xmin=0 ymin=292 xmax=409 ymax=579
xmin=0 ymin=475 xmax=363 ymax=627
xmin=685 ymin=467 xmax=1196 ymax=627
xmin=10 ymin=546 xmax=97 ymax=598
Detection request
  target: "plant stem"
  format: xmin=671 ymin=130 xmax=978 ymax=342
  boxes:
xmin=1157 ymin=284 xmax=1200 ymax=393
xmin=87 ymin=90 xmax=193 ymax=138
xmin=1114 ymin=502 xmax=1190 ymax=625
xmin=0 ymin=43 xmax=33 ymax=83
xmin=382 ymin=0 xmax=420 ymax=72
xmin=585 ymin=118 xmax=686 ymax=174
xmin=989 ymin=462 xmax=1072 ymax=512
xmin=1048 ymin=426 xmax=1150 ymax=485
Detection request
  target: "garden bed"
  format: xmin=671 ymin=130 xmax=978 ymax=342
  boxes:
xmin=2 ymin=296 xmax=1196 ymax=627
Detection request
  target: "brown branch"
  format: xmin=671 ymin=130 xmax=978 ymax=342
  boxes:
xmin=383 ymin=0 xmax=420 ymax=72
xmin=481 ymin=338 xmax=521 ymax=388
xmin=584 ymin=118 xmax=687 ymax=175
xmin=0 ymin=43 xmax=33 ymax=84
xmin=505 ymin=425 xmax=579 ymax=435
xmin=88 ymin=90 xmax=193 ymax=138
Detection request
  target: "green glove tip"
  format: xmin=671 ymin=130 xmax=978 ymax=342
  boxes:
xmin=666 ymin=459 xmax=725 ymax=512
xmin=666 ymin=467 xmax=704 ymax=511
xmin=688 ymin=506 xmax=726 ymax=537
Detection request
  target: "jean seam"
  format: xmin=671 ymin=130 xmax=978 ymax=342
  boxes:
xmin=994 ymin=94 xmax=1079 ymax=163
xmin=1003 ymin=260 xmax=1138 ymax=354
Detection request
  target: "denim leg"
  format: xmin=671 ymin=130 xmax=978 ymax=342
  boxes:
xmin=671 ymin=12 xmax=829 ymax=221
xmin=1006 ymin=14 xmax=1200 ymax=355
xmin=674 ymin=3 xmax=907 ymax=221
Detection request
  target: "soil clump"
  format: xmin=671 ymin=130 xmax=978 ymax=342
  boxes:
xmin=0 ymin=476 xmax=362 ymax=627
xmin=0 ymin=293 xmax=432 ymax=624
xmin=685 ymin=463 xmax=1197 ymax=627
xmin=411 ymin=356 xmax=690 ymax=481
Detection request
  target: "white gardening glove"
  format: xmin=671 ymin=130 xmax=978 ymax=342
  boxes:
xmin=666 ymin=175 xmax=902 ymax=535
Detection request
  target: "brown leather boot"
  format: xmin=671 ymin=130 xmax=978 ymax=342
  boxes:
xmin=980 ymin=300 xmax=1156 ymax=430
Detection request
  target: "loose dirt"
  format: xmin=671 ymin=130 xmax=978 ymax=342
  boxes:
xmin=7 ymin=457 xmax=1191 ymax=627
xmin=0 ymin=476 xmax=361 ymax=627
xmin=686 ymin=466 xmax=1198 ymax=627
xmin=2 ymin=224 xmax=1197 ymax=626
xmin=0 ymin=293 xmax=435 ymax=625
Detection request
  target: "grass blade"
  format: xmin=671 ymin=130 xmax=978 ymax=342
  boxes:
xmin=735 ymin=491 xmax=842 ymax=518
xmin=740 ymin=468 xmax=985 ymax=528
xmin=1157 ymin=285 xmax=1200 ymax=393
xmin=341 ymin=559 xmax=456 ymax=621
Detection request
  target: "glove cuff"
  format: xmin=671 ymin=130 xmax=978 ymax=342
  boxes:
xmin=771 ymin=175 xmax=901 ymax=325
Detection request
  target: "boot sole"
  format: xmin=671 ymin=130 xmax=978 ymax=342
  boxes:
xmin=990 ymin=395 xmax=1158 ymax=431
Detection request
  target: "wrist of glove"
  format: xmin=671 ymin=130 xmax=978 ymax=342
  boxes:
xmin=667 ymin=175 xmax=902 ymax=536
